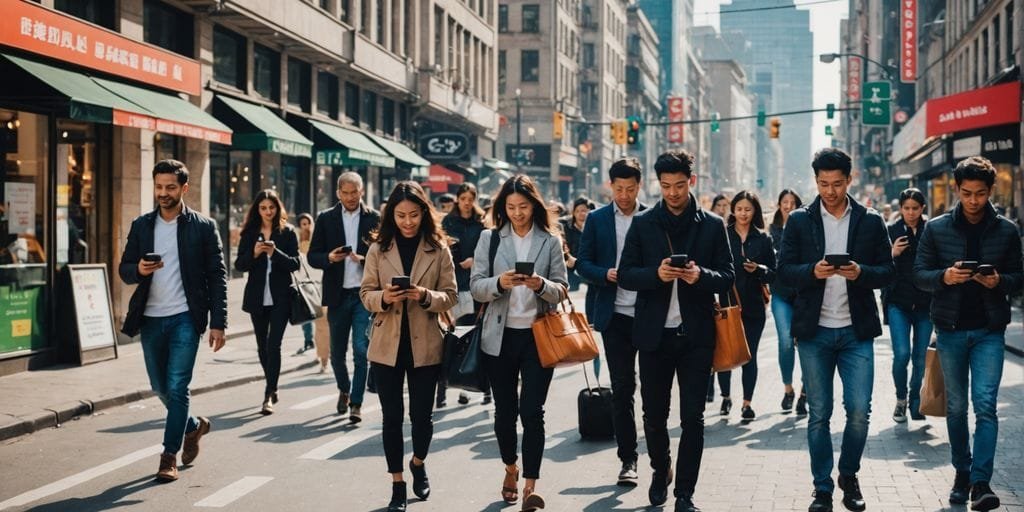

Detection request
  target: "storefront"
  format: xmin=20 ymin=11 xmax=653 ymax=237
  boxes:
xmin=305 ymin=119 xmax=394 ymax=212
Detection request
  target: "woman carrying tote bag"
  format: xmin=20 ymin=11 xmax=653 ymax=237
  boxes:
xmin=470 ymin=174 xmax=568 ymax=512
xmin=360 ymin=181 xmax=457 ymax=512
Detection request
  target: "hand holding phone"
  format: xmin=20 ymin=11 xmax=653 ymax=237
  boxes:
xmin=958 ymin=260 xmax=980 ymax=272
xmin=669 ymin=254 xmax=690 ymax=268
xmin=515 ymin=261 xmax=535 ymax=277
xmin=824 ymin=253 xmax=851 ymax=268
xmin=142 ymin=253 xmax=162 ymax=263
xmin=391 ymin=275 xmax=412 ymax=290
xmin=976 ymin=264 xmax=996 ymax=276
xmin=139 ymin=253 xmax=163 ymax=276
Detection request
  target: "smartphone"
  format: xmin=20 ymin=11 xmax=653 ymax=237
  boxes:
xmin=824 ymin=253 xmax=851 ymax=268
xmin=959 ymin=260 xmax=980 ymax=272
xmin=340 ymin=245 xmax=353 ymax=254
xmin=976 ymin=264 xmax=996 ymax=276
xmin=669 ymin=254 xmax=689 ymax=268
xmin=142 ymin=253 xmax=162 ymax=263
xmin=515 ymin=261 xmax=535 ymax=276
xmin=391 ymin=275 xmax=412 ymax=290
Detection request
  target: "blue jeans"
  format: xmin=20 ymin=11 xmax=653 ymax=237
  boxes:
xmin=140 ymin=312 xmax=201 ymax=455
xmin=301 ymin=322 xmax=314 ymax=347
xmin=886 ymin=305 xmax=932 ymax=404
xmin=798 ymin=326 xmax=874 ymax=493
xmin=772 ymin=296 xmax=802 ymax=387
xmin=329 ymin=290 xmax=371 ymax=406
xmin=935 ymin=328 xmax=1005 ymax=484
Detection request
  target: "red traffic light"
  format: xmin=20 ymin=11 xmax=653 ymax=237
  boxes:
xmin=629 ymin=120 xmax=640 ymax=131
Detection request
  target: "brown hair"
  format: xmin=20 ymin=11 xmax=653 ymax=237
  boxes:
xmin=490 ymin=174 xmax=557 ymax=234
xmin=242 ymin=189 xmax=288 ymax=235
xmin=374 ymin=181 xmax=446 ymax=250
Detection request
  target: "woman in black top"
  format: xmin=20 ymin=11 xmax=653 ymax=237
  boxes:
xmin=768 ymin=189 xmax=807 ymax=414
xmin=884 ymin=188 xmax=933 ymax=422
xmin=234 ymin=189 xmax=300 ymax=415
xmin=561 ymin=197 xmax=595 ymax=292
xmin=712 ymin=191 xmax=775 ymax=421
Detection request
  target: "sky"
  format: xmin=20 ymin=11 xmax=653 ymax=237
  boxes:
xmin=693 ymin=0 xmax=849 ymax=157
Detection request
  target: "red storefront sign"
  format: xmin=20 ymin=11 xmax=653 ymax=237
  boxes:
xmin=1 ymin=0 xmax=201 ymax=96
xmin=426 ymin=164 xmax=465 ymax=194
xmin=667 ymin=97 xmax=684 ymax=143
xmin=112 ymin=110 xmax=232 ymax=145
xmin=847 ymin=56 xmax=862 ymax=102
xmin=900 ymin=0 xmax=917 ymax=83
xmin=926 ymin=81 xmax=1021 ymax=137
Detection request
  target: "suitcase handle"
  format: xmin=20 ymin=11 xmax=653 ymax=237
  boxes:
xmin=581 ymin=360 xmax=603 ymax=390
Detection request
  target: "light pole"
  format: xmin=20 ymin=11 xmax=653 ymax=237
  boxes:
xmin=515 ymin=88 xmax=522 ymax=172
xmin=819 ymin=52 xmax=897 ymax=81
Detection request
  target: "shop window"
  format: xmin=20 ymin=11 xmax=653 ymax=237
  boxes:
xmin=143 ymin=0 xmax=195 ymax=58
xmin=213 ymin=25 xmax=246 ymax=90
xmin=58 ymin=121 xmax=107 ymax=268
xmin=227 ymin=151 xmax=254 ymax=279
xmin=55 ymin=0 xmax=116 ymax=31
xmin=209 ymin=145 xmax=231 ymax=269
xmin=254 ymin=44 xmax=281 ymax=102
xmin=317 ymin=72 xmax=339 ymax=118
xmin=345 ymin=82 xmax=360 ymax=124
xmin=522 ymin=5 xmax=539 ymax=33
xmin=362 ymin=91 xmax=378 ymax=130
xmin=521 ymin=50 xmax=539 ymax=82
xmin=382 ymin=98 xmax=395 ymax=136
xmin=154 ymin=133 xmax=185 ymax=163
xmin=287 ymin=58 xmax=312 ymax=113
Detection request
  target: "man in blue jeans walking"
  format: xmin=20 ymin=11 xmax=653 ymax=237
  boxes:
xmin=778 ymin=148 xmax=894 ymax=512
xmin=119 ymin=160 xmax=227 ymax=482
xmin=913 ymin=156 xmax=1022 ymax=511
xmin=308 ymin=172 xmax=381 ymax=423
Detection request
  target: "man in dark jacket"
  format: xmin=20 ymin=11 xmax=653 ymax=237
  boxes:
xmin=913 ymin=156 xmax=1023 ymax=511
xmin=119 ymin=160 xmax=227 ymax=482
xmin=308 ymin=172 xmax=381 ymax=421
xmin=777 ymin=148 xmax=894 ymax=512
xmin=618 ymin=150 xmax=734 ymax=512
xmin=576 ymin=157 xmax=647 ymax=487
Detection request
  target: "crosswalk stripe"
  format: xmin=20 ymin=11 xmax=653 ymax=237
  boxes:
xmin=299 ymin=427 xmax=381 ymax=460
xmin=289 ymin=394 xmax=337 ymax=410
xmin=194 ymin=476 xmax=274 ymax=507
xmin=0 ymin=444 xmax=162 ymax=511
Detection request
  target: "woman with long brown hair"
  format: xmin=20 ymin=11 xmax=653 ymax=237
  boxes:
xmin=470 ymin=174 xmax=568 ymax=511
xmin=769 ymin=189 xmax=807 ymax=414
xmin=234 ymin=189 xmax=300 ymax=414
xmin=360 ymin=181 xmax=457 ymax=512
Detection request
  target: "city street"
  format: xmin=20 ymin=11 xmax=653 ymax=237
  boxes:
xmin=1 ymin=313 xmax=1021 ymax=512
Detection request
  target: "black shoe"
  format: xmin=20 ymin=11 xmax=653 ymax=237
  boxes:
xmin=706 ymin=391 xmax=714 ymax=403
xmin=648 ymin=469 xmax=672 ymax=506
xmin=674 ymin=494 xmax=701 ymax=512
xmin=741 ymin=405 xmax=755 ymax=422
xmin=720 ymin=398 xmax=732 ymax=416
xmin=970 ymin=482 xmax=1000 ymax=511
xmin=782 ymin=391 xmax=795 ymax=411
xmin=809 ymin=491 xmax=833 ymax=512
xmin=796 ymin=394 xmax=808 ymax=416
xmin=457 ymin=392 xmax=470 ymax=405
xmin=336 ymin=392 xmax=349 ymax=416
xmin=837 ymin=474 xmax=866 ymax=511
xmin=617 ymin=460 xmax=638 ymax=487
xmin=409 ymin=460 xmax=430 ymax=500
xmin=949 ymin=470 xmax=970 ymax=504
xmin=435 ymin=390 xmax=447 ymax=409
xmin=388 ymin=481 xmax=407 ymax=511
xmin=482 ymin=393 xmax=492 ymax=405
xmin=893 ymin=400 xmax=908 ymax=423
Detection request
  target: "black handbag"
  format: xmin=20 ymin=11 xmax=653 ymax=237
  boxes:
xmin=441 ymin=229 xmax=500 ymax=392
xmin=289 ymin=258 xmax=324 ymax=325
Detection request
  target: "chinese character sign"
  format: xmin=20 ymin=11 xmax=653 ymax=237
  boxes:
xmin=667 ymin=97 xmax=684 ymax=143
xmin=901 ymin=0 xmax=917 ymax=83
xmin=847 ymin=57 xmax=862 ymax=103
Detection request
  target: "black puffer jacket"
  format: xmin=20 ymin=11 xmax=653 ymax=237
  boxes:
xmin=727 ymin=226 xmax=775 ymax=319
xmin=913 ymin=203 xmax=1023 ymax=331
xmin=883 ymin=218 xmax=931 ymax=313
xmin=769 ymin=222 xmax=797 ymax=300
xmin=443 ymin=212 xmax=485 ymax=291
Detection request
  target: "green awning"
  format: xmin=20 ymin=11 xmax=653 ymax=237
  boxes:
xmin=215 ymin=95 xmax=313 ymax=157
xmin=96 ymin=78 xmax=232 ymax=144
xmin=364 ymin=133 xmax=431 ymax=167
xmin=309 ymin=120 xmax=395 ymax=168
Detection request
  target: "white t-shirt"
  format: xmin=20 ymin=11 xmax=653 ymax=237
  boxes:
xmin=613 ymin=202 xmax=639 ymax=317
xmin=506 ymin=227 xmax=538 ymax=329
xmin=145 ymin=216 xmax=190 ymax=318
xmin=342 ymin=208 xmax=363 ymax=289
xmin=263 ymin=253 xmax=274 ymax=307
xmin=664 ymin=279 xmax=682 ymax=329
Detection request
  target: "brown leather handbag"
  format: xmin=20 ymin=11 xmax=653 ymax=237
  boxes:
xmin=712 ymin=286 xmax=751 ymax=372
xmin=533 ymin=288 xmax=600 ymax=369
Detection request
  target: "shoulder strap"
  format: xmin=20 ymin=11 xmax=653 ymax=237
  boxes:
xmin=488 ymin=228 xmax=500 ymax=277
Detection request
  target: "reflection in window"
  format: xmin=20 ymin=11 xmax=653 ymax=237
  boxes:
xmin=143 ymin=0 xmax=195 ymax=57
xmin=254 ymin=44 xmax=281 ymax=102
xmin=213 ymin=25 xmax=246 ymax=90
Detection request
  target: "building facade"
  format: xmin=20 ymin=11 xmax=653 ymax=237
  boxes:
xmin=625 ymin=4 xmax=661 ymax=182
xmin=580 ymin=0 xmax=628 ymax=199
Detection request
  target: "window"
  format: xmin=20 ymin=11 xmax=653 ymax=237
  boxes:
xmin=1007 ymin=4 xmax=1014 ymax=64
xmin=287 ymin=57 xmax=311 ymax=112
xmin=498 ymin=50 xmax=507 ymax=94
xmin=341 ymin=0 xmax=351 ymax=23
xmin=320 ymin=0 xmax=330 ymax=9
xmin=143 ymin=0 xmax=194 ymax=57
xmin=522 ymin=5 xmax=539 ymax=33
xmin=376 ymin=0 xmax=386 ymax=45
xmin=362 ymin=91 xmax=378 ymax=130
xmin=434 ymin=8 xmax=444 ymax=67
xmin=345 ymin=82 xmax=360 ymax=123
xmin=213 ymin=25 xmax=246 ymax=90
xmin=582 ymin=43 xmax=595 ymax=68
xmin=55 ymin=0 xmax=116 ymax=30
xmin=317 ymin=72 xmax=339 ymax=118
xmin=399 ymin=103 xmax=408 ymax=139
xmin=521 ymin=50 xmax=539 ymax=82
xmin=382 ymin=98 xmax=395 ymax=136
xmin=498 ymin=4 xmax=508 ymax=33
xmin=581 ymin=82 xmax=598 ymax=112
xmin=253 ymin=44 xmax=281 ymax=102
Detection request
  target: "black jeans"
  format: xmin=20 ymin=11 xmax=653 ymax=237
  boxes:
xmin=602 ymin=313 xmax=639 ymax=463
xmin=485 ymin=328 xmax=554 ymax=480
xmin=714 ymin=314 xmax=767 ymax=401
xmin=639 ymin=328 xmax=715 ymax=498
xmin=250 ymin=304 xmax=290 ymax=397
xmin=373 ymin=361 xmax=441 ymax=474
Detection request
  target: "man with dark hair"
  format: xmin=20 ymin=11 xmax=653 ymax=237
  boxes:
xmin=119 ymin=159 xmax=227 ymax=482
xmin=437 ymin=193 xmax=456 ymax=214
xmin=576 ymin=157 xmax=647 ymax=487
xmin=914 ymin=156 xmax=1022 ymax=511
xmin=618 ymin=150 xmax=734 ymax=512
xmin=778 ymin=147 xmax=894 ymax=512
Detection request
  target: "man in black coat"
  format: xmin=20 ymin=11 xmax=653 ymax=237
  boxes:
xmin=913 ymin=156 xmax=1023 ymax=511
xmin=777 ymin=148 xmax=894 ymax=512
xmin=618 ymin=150 xmax=734 ymax=512
xmin=308 ymin=172 xmax=381 ymax=421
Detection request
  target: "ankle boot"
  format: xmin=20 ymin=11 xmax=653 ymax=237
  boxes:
xmin=409 ymin=459 xmax=430 ymax=500
xmin=387 ymin=481 xmax=407 ymax=512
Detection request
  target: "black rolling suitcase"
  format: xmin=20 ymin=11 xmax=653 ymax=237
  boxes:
xmin=578 ymin=366 xmax=615 ymax=439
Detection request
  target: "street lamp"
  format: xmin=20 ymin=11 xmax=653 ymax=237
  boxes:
xmin=819 ymin=52 xmax=897 ymax=81
xmin=515 ymin=88 xmax=522 ymax=171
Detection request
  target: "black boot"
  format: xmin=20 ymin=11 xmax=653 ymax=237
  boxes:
xmin=837 ymin=474 xmax=866 ymax=511
xmin=410 ymin=460 xmax=431 ymax=500
xmin=387 ymin=482 xmax=407 ymax=512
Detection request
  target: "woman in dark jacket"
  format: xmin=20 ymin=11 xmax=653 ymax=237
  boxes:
xmin=885 ymin=188 xmax=933 ymax=422
xmin=234 ymin=189 xmax=300 ymax=415
xmin=768 ymin=189 xmax=806 ymax=414
xmin=712 ymin=191 xmax=775 ymax=421
xmin=560 ymin=197 xmax=595 ymax=292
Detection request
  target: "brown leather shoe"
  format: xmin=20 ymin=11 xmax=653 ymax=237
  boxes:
xmin=521 ymin=490 xmax=545 ymax=511
xmin=181 ymin=417 xmax=211 ymax=465
xmin=156 ymin=453 xmax=178 ymax=482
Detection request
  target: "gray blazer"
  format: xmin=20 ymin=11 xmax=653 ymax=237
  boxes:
xmin=470 ymin=225 xmax=568 ymax=356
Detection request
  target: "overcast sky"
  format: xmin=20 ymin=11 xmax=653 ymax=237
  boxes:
xmin=693 ymin=0 xmax=849 ymax=158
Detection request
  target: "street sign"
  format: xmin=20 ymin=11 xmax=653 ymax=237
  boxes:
xmin=419 ymin=132 xmax=469 ymax=160
xmin=894 ymin=110 xmax=909 ymax=124
xmin=861 ymin=81 xmax=891 ymax=126
xmin=667 ymin=97 xmax=684 ymax=143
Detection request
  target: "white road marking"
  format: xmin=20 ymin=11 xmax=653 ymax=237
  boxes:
xmin=299 ymin=427 xmax=381 ymax=460
xmin=289 ymin=394 xmax=336 ymax=410
xmin=194 ymin=476 xmax=274 ymax=507
xmin=0 ymin=444 xmax=162 ymax=511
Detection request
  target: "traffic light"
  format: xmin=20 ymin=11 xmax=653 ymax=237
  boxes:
xmin=710 ymin=112 xmax=720 ymax=133
xmin=612 ymin=120 xmax=628 ymax=145
xmin=769 ymin=117 xmax=781 ymax=138
xmin=825 ymin=125 xmax=833 ymax=136
xmin=826 ymin=103 xmax=836 ymax=120
xmin=756 ymin=109 xmax=766 ymax=127
xmin=626 ymin=116 xmax=642 ymax=146
xmin=553 ymin=111 xmax=565 ymax=140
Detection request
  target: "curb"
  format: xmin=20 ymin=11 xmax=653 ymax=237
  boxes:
xmin=0 ymin=359 xmax=318 ymax=443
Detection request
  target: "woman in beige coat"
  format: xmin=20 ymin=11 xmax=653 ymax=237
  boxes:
xmin=360 ymin=181 xmax=457 ymax=512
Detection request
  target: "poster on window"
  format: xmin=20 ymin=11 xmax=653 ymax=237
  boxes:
xmin=5 ymin=182 xmax=35 ymax=234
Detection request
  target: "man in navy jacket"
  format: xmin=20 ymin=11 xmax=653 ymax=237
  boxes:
xmin=576 ymin=157 xmax=647 ymax=487
xmin=777 ymin=148 xmax=894 ymax=512
xmin=618 ymin=150 xmax=734 ymax=512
